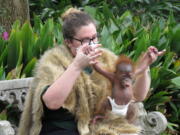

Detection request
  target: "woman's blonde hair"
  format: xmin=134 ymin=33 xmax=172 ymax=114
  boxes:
xmin=61 ymin=8 xmax=81 ymax=21
xmin=61 ymin=7 xmax=95 ymax=40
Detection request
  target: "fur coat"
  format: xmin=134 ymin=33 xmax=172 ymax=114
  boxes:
xmin=17 ymin=45 xmax=139 ymax=135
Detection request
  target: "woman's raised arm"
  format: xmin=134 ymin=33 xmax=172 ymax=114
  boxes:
xmin=133 ymin=46 xmax=166 ymax=101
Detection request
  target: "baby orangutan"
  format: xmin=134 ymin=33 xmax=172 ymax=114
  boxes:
xmin=92 ymin=55 xmax=138 ymax=124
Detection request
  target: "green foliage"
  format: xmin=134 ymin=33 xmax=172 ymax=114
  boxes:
xmin=0 ymin=66 xmax=5 ymax=80
xmin=171 ymin=76 xmax=180 ymax=88
xmin=29 ymin=0 xmax=180 ymax=22
xmin=0 ymin=110 xmax=7 ymax=120
xmin=0 ymin=102 xmax=21 ymax=126
xmin=0 ymin=18 xmax=62 ymax=79
xmin=29 ymin=0 xmax=72 ymax=21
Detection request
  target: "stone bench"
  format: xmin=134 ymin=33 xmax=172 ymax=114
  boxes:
xmin=0 ymin=78 xmax=168 ymax=135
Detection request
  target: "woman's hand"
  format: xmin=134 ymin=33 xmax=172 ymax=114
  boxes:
xmin=72 ymin=44 xmax=102 ymax=70
xmin=135 ymin=46 xmax=166 ymax=76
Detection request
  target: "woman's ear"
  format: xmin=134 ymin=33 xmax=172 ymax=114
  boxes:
xmin=64 ymin=39 xmax=76 ymax=56
xmin=64 ymin=39 xmax=70 ymax=47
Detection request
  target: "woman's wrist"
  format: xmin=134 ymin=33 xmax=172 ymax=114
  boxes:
xmin=143 ymin=66 xmax=150 ymax=74
xmin=71 ymin=61 xmax=84 ymax=71
xmin=136 ymin=66 xmax=150 ymax=78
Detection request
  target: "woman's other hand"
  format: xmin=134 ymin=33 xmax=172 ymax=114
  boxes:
xmin=135 ymin=46 xmax=166 ymax=76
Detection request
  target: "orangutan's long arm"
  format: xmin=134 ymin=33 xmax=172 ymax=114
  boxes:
xmin=93 ymin=63 xmax=114 ymax=82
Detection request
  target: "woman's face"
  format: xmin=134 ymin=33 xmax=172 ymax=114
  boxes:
xmin=67 ymin=23 xmax=98 ymax=56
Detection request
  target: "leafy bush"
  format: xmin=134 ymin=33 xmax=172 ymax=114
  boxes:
xmin=29 ymin=0 xmax=180 ymax=22
xmin=0 ymin=17 xmax=64 ymax=80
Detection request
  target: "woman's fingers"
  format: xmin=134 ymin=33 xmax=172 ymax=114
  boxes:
xmin=135 ymin=46 xmax=165 ymax=75
xmin=158 ymin=49 xmax=166 ymax=56
xmin=148 ymin=46 xmax=166 ymax=56
xmin=90 ymin=53 xmax=102 ymax=59
xmin=92 ymin=43 xmax=101 ymax=48
xmin=91 ymin=44 xmax=102 ymax=51
xmin=147 ymin=46 xmax=166 ymax=64
xmin=88 ymin=48 xmax=102 ymax=64
xmin=89 ymin=60 xmax=98 ymax=65
xmin=86 ymin=45 xmax=93 ymax=55
xmin=149 ymin=46 xmax=158 ymax=54
xmin=75 ymin=44 xmax=102 ymax=66
xmin=88 ymin=49 xmax=102 ymax=57
xmin=148 ymin=52 xmax=157 ymax=63
xmin=80 ymin=44 xmax=101 ymax=55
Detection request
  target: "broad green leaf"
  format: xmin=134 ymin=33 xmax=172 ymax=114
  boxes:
xmin=145 ymin=96 xmax=170 ymax=109
xmin=100 ymin=25 xmax=110 ymax=47
xmin=53 ymin=23 xmax=63 ymax=45
xmin=167 ymin=122 xmax=179 ymax=131
xmin=0 ymin=66 xmax=6 ymax=80
xmin=84 ymin=6 xmax=97 ymax=19
xmin=102 ymin=3 xmax=116 ymax=26
xmin=171 ymin=24 xmax=180 ymax=54
xmin=6 ymin=64 xmax=23 ymax=80
xmin=20 ymin=21 xmax=35 ymax=62
xmin=171 ymin=77 xmax=180 ymax=88
xmin=118 ymin=11 xmax=133 ymax=35
xmin=0 ymin=111 xmax=7 ymax=120
xmin=11 ymin=20 xmax=21 ymax=31
xmin=0 ymin=38 xmax=6 ymax=53
xmin=151 ymin=67 xmax=160 ymax=79
xmin=0 ymin=46 xmax=8 ymax=64
xmin=118 ymin=11 xmax=132 ymax=25
xmin=109 ymin=19 xmax=119 ymax=33
xmin=133 ymin=31 xmax=149 ymax=60
xmin=22 ymin=58 xmax=37 ymax=77
xmin=36 ymin=19 xmax=54 ymax=54
xmin=163 ymin=52 xmax=175 ymax=69
xmin=169 ymin=102 xmax=178 ymax=117
xmin=150 ymin=91 xmax=169 ymax=99
xmin=151 ymin=24 xmax=161 ymax=46
xmin=7 ymin=29 xmax=21 ymax=71
xmin=167 ymin=13 xmax=176 ymax=26
xmin=115 ymin=32 xmax=122 ymax=45
xmin=33 ymin=15 xmax=43 ymax=33
xmin=16 ymin=42 xmax=23 ymax=67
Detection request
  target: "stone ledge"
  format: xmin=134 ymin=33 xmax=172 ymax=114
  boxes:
xmin=0 ymin=78 xmax=33 ymax=111
xmin=0 ymin=78 xmax=33 ymax=91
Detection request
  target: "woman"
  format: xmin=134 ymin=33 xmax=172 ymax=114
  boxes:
xmin=18 ymin=8 xmax=165 ymax=135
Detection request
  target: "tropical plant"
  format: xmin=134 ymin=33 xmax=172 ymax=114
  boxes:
xmin=0 ymin=17 xmax=64 ymax=79
xmin=29 ymin=0 xmax=180 ymax=22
